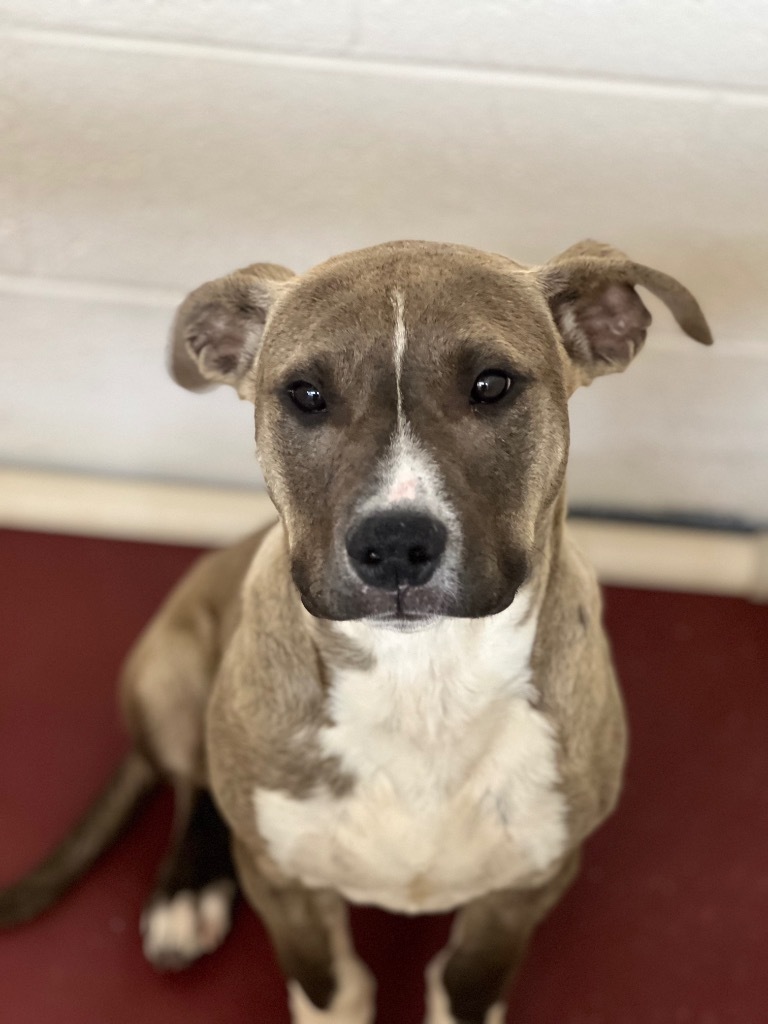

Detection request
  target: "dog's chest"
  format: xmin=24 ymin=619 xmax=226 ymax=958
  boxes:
xmin=254 ymin=604 xmax=568 ymax=913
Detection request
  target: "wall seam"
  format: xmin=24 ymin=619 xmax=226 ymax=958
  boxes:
xmin=3 ymin=26 xmax=768 ymax=104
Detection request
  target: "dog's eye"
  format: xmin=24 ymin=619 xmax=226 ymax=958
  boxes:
xmin=470 ymin=370 xmax=513 ymax=404
xmin=288 ymin=381 xmax=327 ymax=414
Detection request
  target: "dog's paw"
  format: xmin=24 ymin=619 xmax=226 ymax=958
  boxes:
xmin=140 ymin=880 xmax=235 ymax=970
xmin=288 ymin=956 xmax=376 ymax=1024
xmin=423 ymin=950 xmax=505 ymax=1024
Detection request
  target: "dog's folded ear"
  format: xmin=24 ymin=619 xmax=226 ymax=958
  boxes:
xmin=169 ymin=262 xmax=296 ymax=399
xmin=537 ymin=240 xmax=713 ymax=385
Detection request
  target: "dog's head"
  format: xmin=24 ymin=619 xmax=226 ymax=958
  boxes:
xmin=170 ymin=240 xmax=711 ymax=626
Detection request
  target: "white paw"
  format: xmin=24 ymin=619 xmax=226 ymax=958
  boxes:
xmin=141 ymin=881 xmax=235 ymax=970
xmin=424 ymin=951 xmax=455 ymax=1024
xmin=288 ymin=956 xmax=376 ymax=1024
xmin=424 ymin=950 xmax=505 ymax=1024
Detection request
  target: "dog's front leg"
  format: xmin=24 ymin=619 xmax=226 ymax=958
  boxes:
xmin=141 ymin=782 xmax=237 ymax=969
xmin=425 ymin=852 xmax=581 ymax=1024
xmin=233 ymin=838 xmax=375 ymax=1023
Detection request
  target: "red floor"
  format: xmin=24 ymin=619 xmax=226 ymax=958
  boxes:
xmin=0 ymin=529 xmax=766 ymax=1023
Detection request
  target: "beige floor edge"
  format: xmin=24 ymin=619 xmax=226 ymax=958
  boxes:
xmin=1 ymin=467 xmax=766 ymax=600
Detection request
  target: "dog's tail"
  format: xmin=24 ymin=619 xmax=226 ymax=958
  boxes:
xmin=0 ymin=751 xmax=157 ymax=927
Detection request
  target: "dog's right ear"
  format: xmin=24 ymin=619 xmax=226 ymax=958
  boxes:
xmin=169 ymin=262 xmax=296 ymax=400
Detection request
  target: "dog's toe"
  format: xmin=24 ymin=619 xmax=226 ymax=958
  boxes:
xmin=140 ymin=880 xmax=235 ymax=970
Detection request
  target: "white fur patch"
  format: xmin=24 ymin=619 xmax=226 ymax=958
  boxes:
xmin=370 ymin=288 xmax=453 ymax=526
xmin=377 ymin=423 xmax=452 ymax=515
xmin=141 ymin=881 xmax=235 ymax=968
xmin=254 ymin=592 xmax=567 ymax=914
xmin=424 ymin=950 xmax=504 ymax=1024
xmin=391 ymin=287 xmax=407 ymax=431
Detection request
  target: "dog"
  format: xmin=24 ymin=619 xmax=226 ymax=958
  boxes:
xmin=0 ymin=239 xmax=712 ymax=1023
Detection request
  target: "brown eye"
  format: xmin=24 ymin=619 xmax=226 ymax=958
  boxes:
xmin=470 ymin=370 xmax=512 ymax=404
xmin=288 ymin=381 xmax=327 ymax=414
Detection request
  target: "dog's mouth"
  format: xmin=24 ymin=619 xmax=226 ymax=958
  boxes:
xmin=294 ymin=547 xmax=528 ymax=623
xmin=297 ymin=570 xmax=528 ymax=623
xmin=298 ymin=577 xmax=457 ymax=624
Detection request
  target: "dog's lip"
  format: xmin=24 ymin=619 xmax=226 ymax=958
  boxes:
xmin=376 ymin=609 xmax=429 ymax=619
xmin=366 ymin=611 xmax=441 ymax=632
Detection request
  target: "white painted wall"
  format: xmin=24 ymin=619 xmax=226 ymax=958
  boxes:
xmin=1 ymin=2 xmax=766 ymax=523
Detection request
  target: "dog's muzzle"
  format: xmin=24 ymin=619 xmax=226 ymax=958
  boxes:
xmin=346 ymin=512 xmax=447 ymax=591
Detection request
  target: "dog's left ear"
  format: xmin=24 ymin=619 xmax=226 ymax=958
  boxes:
xmin=169 ymin=262 xmax=295 ymax=400
xmin=537 ymin=240 xmax=713 ymax=386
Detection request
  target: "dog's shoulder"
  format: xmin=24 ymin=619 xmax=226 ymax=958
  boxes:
xmin=534 ymin=528 xmax=628 ymax=837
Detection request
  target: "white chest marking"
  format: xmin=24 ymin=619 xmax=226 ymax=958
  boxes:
xmin=254 ymin=592 xmax=567 ymax=914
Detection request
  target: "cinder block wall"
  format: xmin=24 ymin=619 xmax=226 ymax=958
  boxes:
xmin=1 ymin=2 xmax=766 ymax=523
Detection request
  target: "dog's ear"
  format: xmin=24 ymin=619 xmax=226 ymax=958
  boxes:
xmin=169 ymin=262 xmax=296 ymax=399
xmin=536 ymin=240 xmax=713 ymax=386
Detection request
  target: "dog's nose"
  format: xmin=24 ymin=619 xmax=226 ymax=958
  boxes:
xmin=346 ymin=512 xmax=447 ymax=590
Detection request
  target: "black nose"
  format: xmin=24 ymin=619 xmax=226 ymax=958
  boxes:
xmin=346 ymin=512 xmax=448 ymax=590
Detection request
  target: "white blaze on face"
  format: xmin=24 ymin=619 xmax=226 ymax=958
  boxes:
xmin=344 ymin=287 xmax=462 ymax=582
xmin=391 ymin=287 xmax=407 ymax=432
xmin=375 ymin=288 xmax=449 ymax=513
xmin=380 ymin=425 xmax=445 ymax=513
